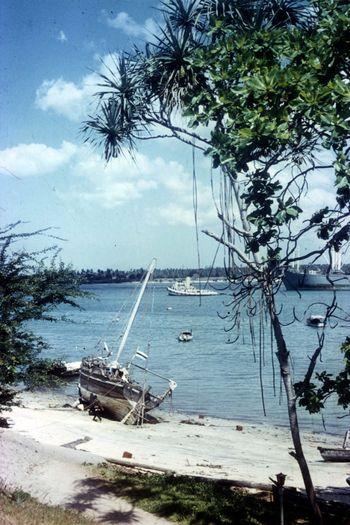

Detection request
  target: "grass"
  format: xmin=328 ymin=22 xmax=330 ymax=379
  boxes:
xmin=0 ymin=487 xmax=96 ymax=525
xmin=97 ymin=465 xmax=285 ymax=524
xmin=1 ymin=469 xmax=348 ymax=525
xmin=97 ymin=464 xmax=350 ymax=525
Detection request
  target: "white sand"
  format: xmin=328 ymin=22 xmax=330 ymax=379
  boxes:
xmin=1 ymin=389 xmax=349 ymax=521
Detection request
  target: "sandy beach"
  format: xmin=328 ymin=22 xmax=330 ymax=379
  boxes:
xmin=1 ymin=390 xmax=349 ymax=523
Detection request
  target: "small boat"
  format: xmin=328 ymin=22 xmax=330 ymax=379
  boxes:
xmin=78 ymin=259 xmax=177 ymax=424
xmin=178 ymin=330 xmax=193 ymax=342
xmin=318 ymin=447 xmax=350 ymax=462
xmin=318 ymin=430 xmax=350 ymax=462
xmin=306 ymin=315 xmax=325 ymax=328
xmin=167 ymin=276 xmax=218 ymax=296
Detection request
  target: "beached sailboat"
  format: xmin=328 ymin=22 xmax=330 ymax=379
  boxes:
xmin=78 ymin=259 xmax=177 ymax=424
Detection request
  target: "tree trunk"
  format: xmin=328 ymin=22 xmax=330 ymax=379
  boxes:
xmin=268 ymin=294 xmax=323 ymax=524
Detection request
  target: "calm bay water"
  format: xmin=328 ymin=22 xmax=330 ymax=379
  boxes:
xmin=32 ymin=282 xmax=350 ymax=436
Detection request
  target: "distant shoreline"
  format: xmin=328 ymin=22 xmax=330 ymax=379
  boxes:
xmin=82 ymin=278 xmax=228 ymax=285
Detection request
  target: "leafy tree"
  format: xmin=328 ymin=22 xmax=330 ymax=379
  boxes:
xmin=83 ymin=1 xmax=350 ymax=521
xmin=0 ymin=222 xmax=85 ymax=419
xmin=296 ymin=337 xmax=350 ymax=413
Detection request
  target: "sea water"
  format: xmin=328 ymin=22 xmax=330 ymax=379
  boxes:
xmin=31 ymin=282 xmax=350 ymax=436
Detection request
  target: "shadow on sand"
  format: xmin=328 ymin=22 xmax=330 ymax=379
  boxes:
xmin=66 ymin=477 xmax=141 ymax=524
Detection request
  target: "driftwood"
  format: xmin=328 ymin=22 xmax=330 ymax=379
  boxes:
xmin=62 ymin=436 xmax=92 ymax=449
xmin=105 ymin=457 xmax=272 ymax=490
xmin=105 ymin=457 xmax=176 ymax=475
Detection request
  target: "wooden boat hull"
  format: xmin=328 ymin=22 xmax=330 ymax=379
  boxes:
xmin=318 ymin=447 xmax=350 ymax=462
xmin=79 ymin=385 xmax=137 ymax=424
xmin=79 ymin=362 xmax=162 ymax=424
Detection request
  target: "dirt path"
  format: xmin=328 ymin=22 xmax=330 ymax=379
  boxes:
xmin=0 ymin=430 xmax=171 ymax=525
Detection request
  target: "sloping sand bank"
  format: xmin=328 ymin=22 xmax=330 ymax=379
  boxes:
xmin=1 ymin=390 xmax=349 ymax=515
xmin=0 ymin=431 xmax=172 ymax=525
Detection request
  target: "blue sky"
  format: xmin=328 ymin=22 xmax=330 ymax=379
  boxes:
xmin=0 ymin=0 xmax=221 ymax=270
xmin=0 ymin=1 xmax=339 ymax=270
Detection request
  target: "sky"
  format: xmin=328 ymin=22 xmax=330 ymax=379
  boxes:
xmin=0 ymin=1 xmax=340 ymax=270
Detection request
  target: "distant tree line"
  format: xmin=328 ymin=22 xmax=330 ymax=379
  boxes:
xmin=77 ymin=263 xmax=350 ymax=284
xmin=76 ymin=267 xmax=230 ymax=283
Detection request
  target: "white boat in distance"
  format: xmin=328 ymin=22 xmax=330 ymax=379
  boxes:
xmin=306 ymin=315 xmax=326 ymax=328
xmin=178 ymin=330 xmax=193 ymax=342
xmin=79 ymin=259 xmax=177 ymax=425
xmin=167 ymin=277 xmax=218 ymax=296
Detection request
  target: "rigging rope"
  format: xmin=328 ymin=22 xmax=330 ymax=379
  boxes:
xmin=93 ymin=276 xmax=143 ymax=354
xmin=270 ymin=318 xmax=276 ymax=397
xmin=192 ymin=143 xmax=202 ymax=305
xmin=259 ymin=299 xmax=267 ymax=416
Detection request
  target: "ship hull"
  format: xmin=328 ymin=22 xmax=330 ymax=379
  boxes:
xmin=167 ymin=287 xmax=218 ymax=296
xmin=79 ymin=361 xmax=161 ymax=424
xmin=283 ymin=270 xmax=350 ymax=291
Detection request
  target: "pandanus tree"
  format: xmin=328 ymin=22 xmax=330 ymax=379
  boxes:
xmin=83 ymin=1 xmax=350 ymax=521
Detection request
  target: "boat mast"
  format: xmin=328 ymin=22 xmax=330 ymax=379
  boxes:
xmin=110 ymin=258 xmax=156 ymax=367
xmin=332 ymin=249 xmax=342 ymax=272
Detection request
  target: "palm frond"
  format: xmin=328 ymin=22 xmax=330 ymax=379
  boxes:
xmin=159 ymin=0 xmax=203 ymax=34
xmin=199 ymin=0 xmax=312 ymax=31
xmin=82 ymin=100 xmax=137 ymax=160
xmin=147 ymin=20 xmax=205 ymax=108
xmin=268 ymin=0 xmax=314 ymax=29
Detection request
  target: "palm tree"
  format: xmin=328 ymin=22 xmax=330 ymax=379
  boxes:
xmin=83 ymin=0 xmax=312 ymax=157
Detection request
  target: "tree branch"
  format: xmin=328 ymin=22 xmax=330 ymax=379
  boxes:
xmin=202 ymin=229 xmax=261 ymax=272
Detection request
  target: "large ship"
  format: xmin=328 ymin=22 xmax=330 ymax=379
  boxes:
xmin=167 ymin=276 xmax=218 ymax=296
xmin=283 ymin=252 xmax=350 ymax=291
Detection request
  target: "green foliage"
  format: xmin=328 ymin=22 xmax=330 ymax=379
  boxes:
xmin=83 ymin=0 xmax=350 ymax=406
xmin=84 ymin=0 xmax=350 ymax=265
xmin=295 ymin=337 xmax=350 ymax=413
xmin=0 ymin=223 xmax=86 ymax=412
xmin=98 ymin=467 xmax=277 ymax=525
xmin=83 ymin=3 xmax=350 ymax=515
xmin=97 ymin=465 xmax=349 ymax=524
xmin=185 ymin=1 xmax=350 ymax=248
xmin=24 ymin=359 xmax=68 ymax=389
xmin=83 ymin=0 xmax=350 ymax=396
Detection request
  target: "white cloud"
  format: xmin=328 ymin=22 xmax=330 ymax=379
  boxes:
xmin=35 ymin=73 xmax=99 ymax=121
xmin=106 ymin=11 xmax=157 ymax=39
xmin=35 ymin=53 xmax=120 ymax=121
xmin=57 ymin=30 xmax=67 ymax=42
xmin=0 ymin=141 xmax=76 ymax=178
xmin=158 ymin=189 xmax=217 ymax=227
xmin=68 ymin=149 xmax=158 ymax=207
xmin=78 ymin=179 xmax=157 ymax=208
xmin=78 ymin=147 xmax=214 ymax=223
xmin=301 ymin=187 xmax=337 ymax=214
xmin=159 ymin=204 xmax=196 ymax=226
xmin=94 ymin=52 xmax=119 ymax=78
xmin=0 ymin=138 xmax=217 ymax=223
